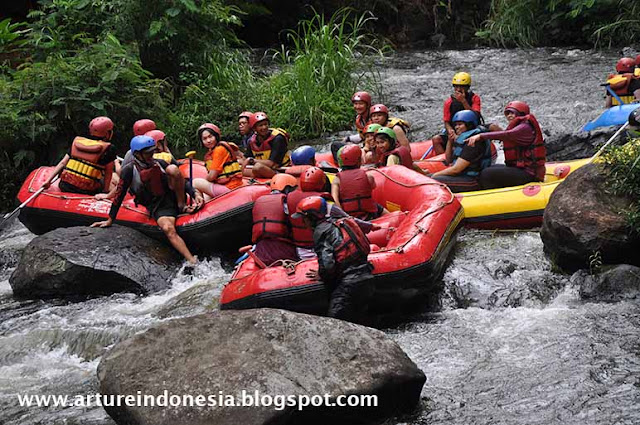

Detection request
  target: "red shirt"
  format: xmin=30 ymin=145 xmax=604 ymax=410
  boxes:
xmin=443 ymin=93 xmax=482 ymax=122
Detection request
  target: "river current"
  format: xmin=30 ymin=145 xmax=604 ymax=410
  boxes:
xmin=1 ymin=48 xmax=639 ymax=425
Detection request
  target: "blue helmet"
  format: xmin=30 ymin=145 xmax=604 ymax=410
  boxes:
xmin=130 ymin=135 xmax=156 ymax=153
xmin=451 ymin=110 xmax=479 ymax=128
xmin=291 ymin=145 xmax=316 ymax=165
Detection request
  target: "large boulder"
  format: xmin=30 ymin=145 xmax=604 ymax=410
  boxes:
xmin=98 ymin=309 xmax=426 ymax=425
xmin=9 ymin=225 xmax=179 ymax=299
xmin=541 ymin=163 xmax=640 ymax=273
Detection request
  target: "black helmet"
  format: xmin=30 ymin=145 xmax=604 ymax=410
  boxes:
xmin=629 ymin=107 xmax=640 ymax=127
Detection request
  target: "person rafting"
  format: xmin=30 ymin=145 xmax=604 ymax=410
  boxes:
xmin=374 ymin=127 xmax=413 ymax=169
xmin=362 ymin=123 xmax=382 ymax=164
xmin=332 ymin=144 xmax=386 ymax=220
xmin=238 ymin=111 xmax=254 ymax=152
xmin=635 ymin=55 xmax=640 ymax=78
xmin=145 ymin=129 xmax=173 ymax=163
xmin=330 ymin=91 xmax=374 ymax=164
xmin=430 ymin=72 xmax=483 ymax=155
xmin=192 ymin=123 xmax=243 ymax=201
xmin=91 ymin=135 xmax=204 ymax=264
xmin=369 ymin=103 xmax=411 ymax=152
xmin=133 ymin=119 xmax=156 ymax=136
xmin=628 ymin=107 xmax=640 ymax=139
xmin=42 ymin=116 xmax=118 ymax=197
xmin=241 ymin=111 xmax=291 ymax=178
xmin=251 ymin=173 xmax=298 ymax=265
xmin=466 ymin=101 xmax=546 ymax=190
xmin=431 ymin=110 xmax=492 ymax=192
xmin=292 ymin=195 xmax=374 ymax=324
xmin=287 ymin=145 xmax=331 ymax=192
xmin=605 ymin=58 xmax=640 ymax=107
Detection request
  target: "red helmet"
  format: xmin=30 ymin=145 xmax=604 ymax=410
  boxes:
xmin=270 ymin=173 xmax=298 ymax=193
xmin=292 ymin=196 xmax=327 ymax=220
xmin=351 ymin=91 xmax=372 ymax=106
xmin=249 ymin=112 xmax=269 ymax=129
xmin=616 ymin=57 xmax=635 ymax=73
xmin=88 ymin=116 xmax=114 ymax=139
xmin=133 ymin=119 xmax=156 ymax=136
xmin=339 ymin=144 xmax=362 ymax=167
xmin=504 ymin=101 xmax=530 ymax=116
xmin=238 ymin=111 xmax=253 ymax=120
xmin=370 ymin=104 xmax=389 ymax=116
xmin=197 ymin=123 xmax=220 ymax=141
xmin=300 ymin=166 xmax=326 ymax=192
xmin=145 ymin=130 xmax=166 ymax=143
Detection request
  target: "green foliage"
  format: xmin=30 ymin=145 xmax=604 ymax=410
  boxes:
xmin=601 ymin=138 xmax=640 ymax=233
xmin=261 ymin=8 xmax=387 ymax=139
xmin=477 ymin=0 xmax=640 ymax=47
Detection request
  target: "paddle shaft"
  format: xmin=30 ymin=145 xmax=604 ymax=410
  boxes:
xmin=420 ymin=145 xmax=434 ymax=160
xmin=589 ymin=122 xmax=629 ymax=164
xmin=1 ymin=176 xmax=58 ymax=226
xmin=605 ymin=85 xmax=625 ymax=106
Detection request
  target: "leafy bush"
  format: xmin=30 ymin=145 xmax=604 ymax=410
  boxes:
xmin=601 ymin=137 xmax=640 ymax=233
xmin=477 ymin=0 xmax=640 ymax=47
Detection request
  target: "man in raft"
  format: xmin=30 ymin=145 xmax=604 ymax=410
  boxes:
xmin=466 ymin=100 xmax=546 ymax=190
xmin=42 ymin=116 xmax=117 ymax=197
xmin=330 ymin=91 xmax=373 ymax=164
xmin=431 ymin=110 xmax=492 ymax=192
xmin=91 ymin=135 xmax=203 ymax=264
xmin=605 ymin=58 xmax=640 ymax=107
xmin=240 ymin=111 xmax=291 ymax=178
xmin=293 ymin=195 xmax=374 ymax=324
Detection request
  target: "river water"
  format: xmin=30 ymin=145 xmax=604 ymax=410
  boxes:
xmin=2 ymin=48 xmax=639 ymax=425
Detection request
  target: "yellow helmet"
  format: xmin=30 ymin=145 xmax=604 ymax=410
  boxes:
xmin=452 ymin=72 xmax=471 ymax=86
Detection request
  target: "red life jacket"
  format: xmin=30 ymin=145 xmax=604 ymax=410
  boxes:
xmin=503 ymin=114 xmax=546 ymax=181
xmin=333 ymin=217 xmax=371 ymax=265
xmin=337 ymin=168 xmax=377 ymax=218
xmin=286 ymin=189 xmax=326 ymax=247
xmin=251 ymin=193 xmax=290 ymax=243
xmin=131 ymin=161 xmax=166 ymax=200
xmin=247 ymin=128 xmax=291 ymax=166
xmin=606 ymin=73 xmax=639 ymax=105
xmin=355 ymin=113 xmax=370 ymax=137
xmin=61 ymin=137 xmax=111 ymax=192
xmin=380 ymin=145 xmax=413 ymax=169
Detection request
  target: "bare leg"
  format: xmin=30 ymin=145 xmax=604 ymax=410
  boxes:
xmin=157 ymin=216 xmax=196 ymax=264
xmin=251 ymin=162 xmax=277 ymax=178
xmin=165 ymin=164 xmax=187 ymax=209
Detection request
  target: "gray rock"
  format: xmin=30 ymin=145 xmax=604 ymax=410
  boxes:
xmin=541 ymin=164 xmax=640 ymax=273
xmin=578 ymin=264 xmax=640 ymax=302
xmin=9 ymin=225 xmax=179 ymax=299
xmin=98 ymin=309 xmax=425 ymax=425
xmin=155 ymin=281 xmax=221 ymax=319
xmin=545 ymin=126 xmax=620 ymax=161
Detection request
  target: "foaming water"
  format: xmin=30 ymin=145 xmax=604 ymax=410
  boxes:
xmin=388 ymin=230 xmax=640 ymax=425
xmin=0 ymin=255 xmax=230 ymax=425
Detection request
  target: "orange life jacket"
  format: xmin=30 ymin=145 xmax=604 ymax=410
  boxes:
xmin=606 ymin=73 xmax=639 ymax=105
xmin=61 ymin=137 xmax=111 ymax=192
xmin=337 ymin=168 xmax=377 ymax=218
xmin=251 ymin=193 xmax=290 ymax=243
xmin=204 ymin=141 xmax=242 ymax=184
xmin=355 ymin=113 xmax=370 ymax=137
xmin=503 ymin=114 xmax=546 ymax=181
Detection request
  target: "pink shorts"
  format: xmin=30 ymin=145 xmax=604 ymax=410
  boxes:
xmin=209 ymin=183 xmax=231 ymax=197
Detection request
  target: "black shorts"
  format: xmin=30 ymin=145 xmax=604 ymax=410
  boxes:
xmin=147 ymin=193 xmax=179 ymax=221
xmin=59 ymin=180 xmax=100 ymax=195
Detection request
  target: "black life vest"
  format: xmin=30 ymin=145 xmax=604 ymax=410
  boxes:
xmin=452 ymin=128 xmax=492 ymax=177
xmin=447 ymin=91 xmax=483 ymax=125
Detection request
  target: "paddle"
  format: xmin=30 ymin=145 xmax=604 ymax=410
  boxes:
xmin=185 ymin=150 xmax=196 ymax=204
xmin=420 ymin=145 xmax=434 ymax=160
xmin=0 ymin=176 xmax=57 ymax=230
xmin=238 ymin=245 xmax=267 ymax=269
xmin=603 ymin=82 xmax=626 ymax=106
xmin=588 ymin=122 xmax=629 ymax=164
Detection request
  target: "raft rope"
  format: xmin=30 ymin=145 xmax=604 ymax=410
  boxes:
xmin=229 ymin=168 xmax=459 ymax=280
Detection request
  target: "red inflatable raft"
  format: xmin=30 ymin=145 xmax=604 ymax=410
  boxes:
xmin=16 ymin=164 xmax=271 ymax=253
xmin=220 ymin=165 xmax=463 ymax=318
xmin=314 ymin=139 xmax=436 ymax=168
